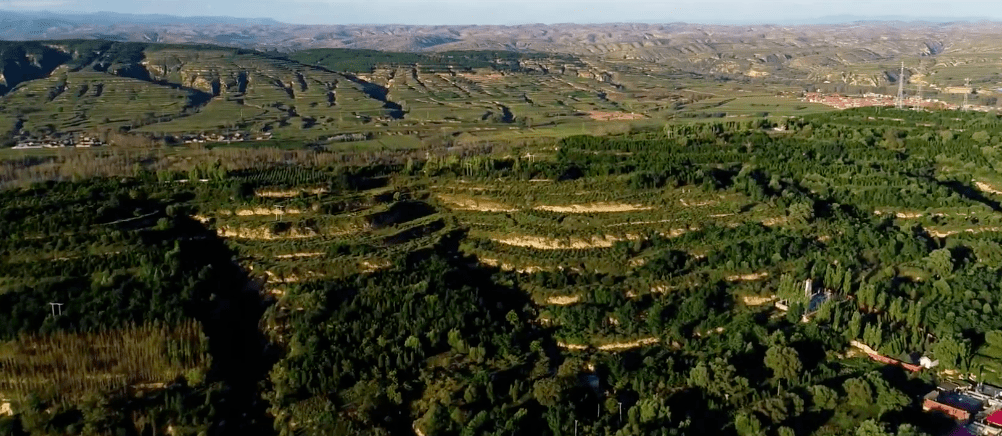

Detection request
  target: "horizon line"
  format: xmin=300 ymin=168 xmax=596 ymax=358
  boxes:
xmin=0 ymin=8 xmax=998 ymax=27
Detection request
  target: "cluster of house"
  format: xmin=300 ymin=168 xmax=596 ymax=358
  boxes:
xmin=774 ymin=279 xmax=1002 ymax=435
xmin=12 ymin=135 xmax=105 ymax=149
xmin=178 ymin=131 xmax=272 ymax=144
xmin=923 ymin=381 xmax=1002 ymax=435
xmin=801 ymin=92 xmax=959 ymax=110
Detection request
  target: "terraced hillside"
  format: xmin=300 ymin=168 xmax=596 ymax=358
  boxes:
xmin=0 ymin=40 xmax=839 ymax=149
xmin=8 ymin=108 xmax=1002 ymax=435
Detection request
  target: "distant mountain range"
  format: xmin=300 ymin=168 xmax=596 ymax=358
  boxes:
xmin=788 ymin=14 xmax=992 ymax=24
xmin=0 ymin=9 xmax=1000 ymax=56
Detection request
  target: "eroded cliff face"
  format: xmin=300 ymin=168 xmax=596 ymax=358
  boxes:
xmin=141 ymin=50 xmax=259 ymax=96
xmin=0 ymin=43 xmax=73 ymax=94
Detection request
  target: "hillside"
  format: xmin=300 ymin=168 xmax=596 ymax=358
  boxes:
xmin=6 ymin=12 xmax=1002 ymax=87
xmin=4 ymin=108 xmax=1002 ymax=435
xmin=0 ymin=41 xmax=640 ymax=146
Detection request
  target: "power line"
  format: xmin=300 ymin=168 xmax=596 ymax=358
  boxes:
xmin=896 ymin=61 xmax=905 ymax=109
xmin=963 ymin=78 xmax=971 ymax=111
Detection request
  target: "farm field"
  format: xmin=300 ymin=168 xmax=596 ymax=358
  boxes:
xmin=0 ymin=40 xmax=843 ymax=152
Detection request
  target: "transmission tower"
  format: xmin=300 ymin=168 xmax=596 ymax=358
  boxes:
xmin=963 ymin=78 xmax=971 ymax=111
xmin=896 ymin=61 xmax=905 ymax=109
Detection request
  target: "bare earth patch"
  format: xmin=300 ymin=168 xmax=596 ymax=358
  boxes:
xmin=1 ymin=401 xmax=11 ymax=416
xmin=257 ymin=187 xmax=328 ymax=198
xmin=650 ymin=284 xmax=673 ymax=294
xmin=628 ymin=257 xmax=647 ymax=267
xmin=927 ymin=226 xmax=1002 ymax=238
xmin=275 ymin=252 xmax=324 ymax=259
xmin=535 ymin=202 xmax=653 ymax=213
xmin=761 ymin=216 xmax=788 ymax=227
xmin=875 ymin=210 xmax=924 ymax=219
xmin=661 ymin=228 xmax=695 ymax=238
xmin=359 ymin=259 xmax=392 ymax=273
xmin=217 ymin=226 xmax=346 ymax=240
xmin=235 ymin=207 xmax=303 ymax=216
xmin=726 ymin=272 xmax=769 ymax=282
xmin=849 ymin=340 xmax=879 ymax=355
xmin=265 ymin=271 xmax=304 ymax=284
xmin=587 ymin=111 xmax=646 ymax=121
xmin=479 ymin=257 xmax=545 ymax=273
xmin=597 ymin=337 xmax=660 ymax=351
xmin=742 ymin=295 xmax=776 ymax=306
xmin=975 ymin=180 xmax=1002 ymax=195
xmin=494 ymin=234 xmax=634 ymax=249
xmin=679 ymin=198 xmax=717 ymax=207
xmin=436 ymin=194 xmax=518 ymax=212
xmin=546 ymin=295 xmax=581 ymax=305
xmin=557 ymin=342 xmax=589 ymax=351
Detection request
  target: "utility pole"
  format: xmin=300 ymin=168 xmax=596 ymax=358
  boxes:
xmin=963 ymin=78 xmax=971 ymax=111
xmin=48 ymin=302 xmax=63 ymax=317
xmin=896 ymin=61 xmax=905 ymax=109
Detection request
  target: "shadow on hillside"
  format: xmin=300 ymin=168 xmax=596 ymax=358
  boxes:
xmin=176 ymin=216 xmax=278 ymax=436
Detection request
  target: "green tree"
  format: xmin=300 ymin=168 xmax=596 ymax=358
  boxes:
xmin=808 ymin=385 xmax=838 ymax=410
xmin=734 ymin=411 xmax=763 ymax=436
xmin=896 ymin=423 xmax=929 ymax=436
xmin=533 ymin=379 xmax=562 ymax=407
xmin=844 ymin=378 xmax=873 ymax=408
xmin=765 ymin=345 xmax=802 ymax=384
xmin=856 ymin=420 xmax=891 ymax=436
xmin=927 ymin=248 xmax=954 ymax=277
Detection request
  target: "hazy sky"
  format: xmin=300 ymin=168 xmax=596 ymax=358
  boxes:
xmin=0 ymin=0 xmax=1000 ymax=25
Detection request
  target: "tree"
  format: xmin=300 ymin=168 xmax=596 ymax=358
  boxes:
xmin=855 ymin=420 xmax=891 ymax=436
xmin=788 ymin=201 xmax=814 ymax=224
xmin=934 ymin=336 xmax=970 ymax=370
xmin=688 ymin=361 xmax=710 ymax=389
xmin=926 ymin=248 xmax=954 ymax=277
xmin=734 ymin=411 xmax=763 ymax=436
xmin=636 ymin=397 xmax=670 ymax=424
xmin=983 ymin=330 xmax=1002 ymax=358
xmin=808 ymin=385 xmax=838 ymax=410
xmin=896 ymin=423 xmax=929 ymax=436
xmin=533 ymin=379 xmax=562 ymax=407
xmin=764 ymin=345 xmax=802 ymax=384
xmin=844 ymin=378 xmax=873 ymax=408
xmin=873 ymin=382 xmax=913 ymax=416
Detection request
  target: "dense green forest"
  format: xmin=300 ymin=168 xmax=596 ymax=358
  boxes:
xmin=8 ymin=108 xmax=1002 ymax=436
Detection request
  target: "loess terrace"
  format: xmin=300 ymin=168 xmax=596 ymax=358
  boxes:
xmin=5 ymin=99 xmax=1002 ymax=436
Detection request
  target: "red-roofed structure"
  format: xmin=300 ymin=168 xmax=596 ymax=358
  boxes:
xmin=987 ymin=410 xmax=1002 ymax=427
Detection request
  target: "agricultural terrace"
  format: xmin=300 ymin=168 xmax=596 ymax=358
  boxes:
xmin=4 ymin=108 xmax=1002 ymax=436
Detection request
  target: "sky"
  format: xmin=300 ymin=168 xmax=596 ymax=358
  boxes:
xmin=0 ymin=0 xmax=1000 ymax=25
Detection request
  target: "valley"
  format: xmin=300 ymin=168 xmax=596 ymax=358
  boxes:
xmin=5 ymin=12 xmax=1002 ymax=436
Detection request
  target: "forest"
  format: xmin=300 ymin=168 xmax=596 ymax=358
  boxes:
xmin=5 ymin=107 xmax=1002 ymax=436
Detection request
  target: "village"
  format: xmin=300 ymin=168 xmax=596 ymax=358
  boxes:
xmin=11 ymin=131 xmax=274 ymax=149
xmin=802 ymin=92 xmax=963 ymax=111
